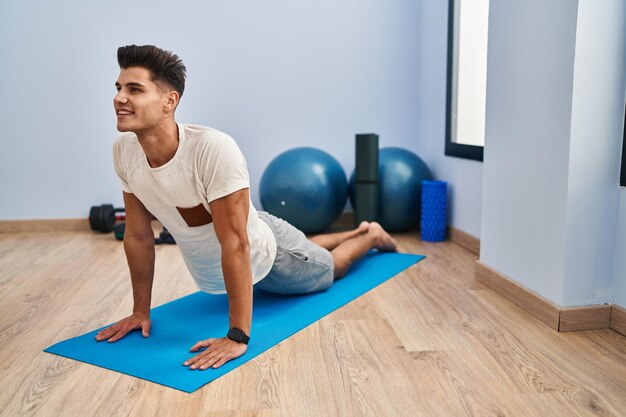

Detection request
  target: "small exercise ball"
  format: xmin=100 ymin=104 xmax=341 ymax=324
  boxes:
xmin=350 ymin=147 xmax=433 ymax=232
xmin=260 ymin=147 xmax=348 ymax=234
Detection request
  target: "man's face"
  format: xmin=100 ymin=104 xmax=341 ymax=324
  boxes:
xmin=114 ymin=67 xmax=171 ymax=133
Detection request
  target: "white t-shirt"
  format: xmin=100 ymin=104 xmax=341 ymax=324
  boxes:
xmin=112 ymin=123 xmax=277 ymax=294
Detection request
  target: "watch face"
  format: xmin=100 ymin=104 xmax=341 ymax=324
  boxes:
xmin=229 ymin=328 xmax=244 ymax=340
xmin=228 ymin=327 xmax=248 ymax=344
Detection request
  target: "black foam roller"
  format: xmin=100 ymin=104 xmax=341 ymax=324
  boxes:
xmin=354 ymin=133 xmax=379 ymax=225
xmin=355 ymin=183 xmax=379 ymax=225
xmin=355 ymin=134 xmax=379 ymax=182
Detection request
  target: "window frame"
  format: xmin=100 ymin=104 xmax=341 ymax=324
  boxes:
xmin=619 ymin=105 xmax=626 ymax=187
xmin=445 ymin=0 xmax=485 ymax=162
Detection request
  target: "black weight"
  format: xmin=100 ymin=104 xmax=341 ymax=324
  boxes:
xmin=114 ymin=222 xmax=126 ymax=240
xmin=155 ymin=227 xmax=176 ymax=244
xmin=101 ymin=204 xmax=115 ymax=233
xmin=89 ymin=206 xmax=101 ymax=231
xmin=98 ymin=206 xmax=106 ymax=232
xmin=89 ymin=204 xmax=125 ymax=232
xmin=113 ymin=224 xmax=176 ymax=244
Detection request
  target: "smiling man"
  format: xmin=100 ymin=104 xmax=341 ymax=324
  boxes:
xmin=96 ymin=44 xmax=397 ymax=371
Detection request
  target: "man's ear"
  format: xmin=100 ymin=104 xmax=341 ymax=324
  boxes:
xmin=164 ymin=90 xmax=180 ymax=112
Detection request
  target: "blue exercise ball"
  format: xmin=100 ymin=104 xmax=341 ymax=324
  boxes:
xmin=260 ymin=147 xmax=348 ymax=234
xmin=350 ymin=147 xmax=433 ymax=232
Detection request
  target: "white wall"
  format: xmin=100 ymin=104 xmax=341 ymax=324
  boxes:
xmin=481 ymin=0 xmax=626 ymax=307
xmin=614 ymin=191 xmax=626 ymax=308
xmin=0 ymin=0 xmax=423 ymax=220
xmin=480 ymin=0 xmax=579 ymax=305
xmin=415 ymin=0 xmax=483 ymax=238
xmin=563 ymin=0 xmax=626 ymax=306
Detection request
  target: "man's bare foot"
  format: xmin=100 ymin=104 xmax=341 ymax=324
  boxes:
xmin=357 ymin=221 xmax=370 ymax=234
xmin=369 ymin=222 xmax=398 ymax=251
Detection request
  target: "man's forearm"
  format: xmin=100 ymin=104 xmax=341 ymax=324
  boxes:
xmin=123 ymin=235 xmax=156 ymax=315
xmin=221 ymin=245 xmax=253 ymax=335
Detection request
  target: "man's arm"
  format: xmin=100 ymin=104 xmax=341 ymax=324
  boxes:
xmin=95 ymin=192 xmax=155 ymax=342
xmin=183 ymin=188 xmax=251 ymax=370
xmin=213 ymin=188 xmax=252 ymax=335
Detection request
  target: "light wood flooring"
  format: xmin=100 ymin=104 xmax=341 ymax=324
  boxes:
xmin=0 ymin=229 xmax=625 ymax=417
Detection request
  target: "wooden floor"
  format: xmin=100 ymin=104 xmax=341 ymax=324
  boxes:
xmin=1 ymin=229 xmax=625 ymax=417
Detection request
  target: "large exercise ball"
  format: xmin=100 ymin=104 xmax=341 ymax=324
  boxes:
xmin=260 ymin=147 xmax=348 ymax=234
xmin=350 ymin=147 xmax=433 ymax=232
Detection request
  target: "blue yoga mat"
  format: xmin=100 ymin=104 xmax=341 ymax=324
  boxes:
xmin=44 ymin=252 xmax=424 ymax=393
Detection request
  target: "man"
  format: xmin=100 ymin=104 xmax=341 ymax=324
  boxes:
xmin=95 ymin=45 xmax=397 ymax=371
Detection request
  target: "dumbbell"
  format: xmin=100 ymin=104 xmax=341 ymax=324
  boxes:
xmin=114 ymin=223 xmax=176 ymax=245
xmin=155 ymin=228 xmax=176 ymax=244
xmin=89 ymin=204 xmax=125 ymax=233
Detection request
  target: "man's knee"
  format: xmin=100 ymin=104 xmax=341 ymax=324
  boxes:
xmin=332 ymin=253 xmax=350 ymax=279
xmin=334 ymin=268 xmax=347 ymax=279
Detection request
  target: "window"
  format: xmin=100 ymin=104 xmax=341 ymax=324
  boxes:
xmin=445 ymin=0 xmax=489 ymax=162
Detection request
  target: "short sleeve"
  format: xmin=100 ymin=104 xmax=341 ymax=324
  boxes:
xmin=202 ymin=135 xmax=250 ymax=204
xmin=113 ymin=138 xmax=133 ymax=193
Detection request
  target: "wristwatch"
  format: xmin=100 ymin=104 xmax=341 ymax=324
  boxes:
xmin=227 ymin=327 xmax=250 ymax=345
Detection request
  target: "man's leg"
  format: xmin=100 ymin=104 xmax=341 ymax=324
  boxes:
xmin=330 ymin=222 xmax=397 ymax=278
xmin=309 ymin=221 xmax=370 ymax=251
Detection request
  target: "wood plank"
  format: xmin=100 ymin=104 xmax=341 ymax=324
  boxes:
xmin=559 ymin=305 xmax=611 ymax=332
xmin=0 ymin=219 xmax=90 ymax=233
xmin=468 ymin=288 xmax=626 ymax=415
xmin=474 ymin=260 xmax=560 ymax=330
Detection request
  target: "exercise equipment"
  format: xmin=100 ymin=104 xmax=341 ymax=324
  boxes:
xmin=354 ymin=133 xmax=379 ymax=225
xmin=421 ymin=180 xmax=448 ymax=242
xmin=113 ymin=222 xmax=176 ymax=245
xmin=114 ymin=223 xmax=126 ymax=241
xmin=155 ymin=228 xmax=176 ymax=244
xmin=89 ymin=204 xmax=125 ymax=233
xmin=91 ymin=203 xmax=175 ymax=244
xmin=349 ymin=147 xmax=433 ymax=232
xmin=259 ymin=147 xmax=348 ymax=234
xmin=44 ymin=251 xmax=425 ymax=393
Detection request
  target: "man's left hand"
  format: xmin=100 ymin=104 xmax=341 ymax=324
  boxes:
xmin=183 ymin=337 xmax=248 ymax=370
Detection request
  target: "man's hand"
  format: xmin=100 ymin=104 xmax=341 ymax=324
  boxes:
xmin=183 ymin=337 xmax=247 ymax=370
xmin=94 ymin=312 xmax=151 ymax=343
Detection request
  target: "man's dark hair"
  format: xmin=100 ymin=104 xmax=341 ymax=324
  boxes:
xmin=117 ymin=45 xmax=187 ymax=97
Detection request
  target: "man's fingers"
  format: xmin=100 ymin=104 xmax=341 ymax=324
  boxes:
xmin=190 ymin=339 xmax=214 ymax=352
xmin=183 ymin=349 xmax=205 ymax=366
xmin=107 ymin=327 xmax=130 ymax=343
xmin=142 ymin=321 xmax=151 ymax=337
xmin=95 ymin=315 xmax=150 ymax=342
xmin=97 ymin=323 xmax=119 ymax=336
xmin=184 ymin=351 xmax=206 ymax=367
xmin=184 ymin=344 xmax=216 ymax=367
xmin=210 ymin=356 xmax=228 ymax=369
xmin=108 ymin=325 xmax=139 ymax=343
xmin=194 ymin=352 xmax=221 ymax=370
xmin=184 ymin=338 xmax=247 ymax=370
xmin=95 ymin=324 xmax=119 ymax=341
xmin=193 ymin=339 xmax=213 ymax=350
